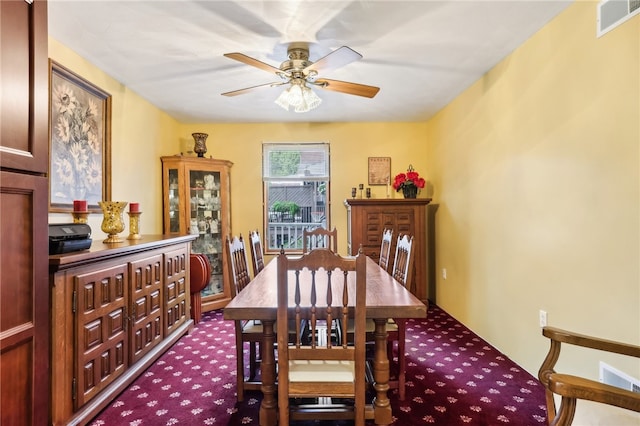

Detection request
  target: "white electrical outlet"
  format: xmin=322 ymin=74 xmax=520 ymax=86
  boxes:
xmin=442 ymin=268 xmax=447 ymax=279
xmin=539 ymin=310 xmax=548 ymax=327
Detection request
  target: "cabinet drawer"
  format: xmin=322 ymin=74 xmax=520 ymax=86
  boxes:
xmin=381 ymin=213 xmax=396 ymax=226
xmin=394 ymin=210 xmax=413 ymax=233
xmin=365 ymin=212 xmax=381 ymax=224
xmin=365 ymin=233 xmax=381 ymax=245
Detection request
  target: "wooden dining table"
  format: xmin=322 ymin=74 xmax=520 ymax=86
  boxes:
xmin=223 ymin=255 xmax=428 ymax=426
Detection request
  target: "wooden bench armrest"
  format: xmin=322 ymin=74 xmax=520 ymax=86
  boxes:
xmin=543 ymin=327 xmax=640 ymax=358
xmin=550 ymin=373 xmax=640 ymax=412
xmin=538 ymin=327 xmax=640 ymax=425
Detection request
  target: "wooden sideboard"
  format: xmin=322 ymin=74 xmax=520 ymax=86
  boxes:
xmin=345 ymin=198 xmax=438 ymax=303
xmin=49 ymin=235 xmax=196 ymax=426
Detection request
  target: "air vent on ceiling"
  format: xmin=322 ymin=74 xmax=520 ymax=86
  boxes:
xmin=597 ymin=0 xmax=640 ymax=37
xmin=599 ymin=361 xmax=640 ymax=393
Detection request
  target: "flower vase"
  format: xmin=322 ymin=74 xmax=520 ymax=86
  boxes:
xmin=99 ymin=201 xmax=128 ymax=243
xmin=192 ymin=132 xmax=208 ymax=158
xmin=402 ymin=185 xmax=418 ymax=199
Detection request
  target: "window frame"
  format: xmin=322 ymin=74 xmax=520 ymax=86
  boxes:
xmin=262 ymin=142 xmax=331 ymax=254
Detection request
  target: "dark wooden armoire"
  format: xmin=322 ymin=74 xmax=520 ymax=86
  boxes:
xmin=345 ymin=198 xmax=438 ymax=303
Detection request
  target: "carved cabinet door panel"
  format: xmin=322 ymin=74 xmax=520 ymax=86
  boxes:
xmin=0 ymin=171 xmax=49 ymax=425
xmin=164 ymin=246 xmax=189 ymax=336
xmin=0 ymin=0 xmax=48 ymax=174
xmin=74 ymin=264 xmax=129 ymax=409
xmin=129 ymin=254 xmax=164 ymax=364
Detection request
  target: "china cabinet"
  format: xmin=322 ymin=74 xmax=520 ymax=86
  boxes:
xmin=345 ymin=198 xmax=438 ymax=303
xmin=161 ymin=156 xmax=233 ymax=311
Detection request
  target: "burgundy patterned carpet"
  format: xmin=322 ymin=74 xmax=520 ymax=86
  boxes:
xmin=90 ymin=305 xmax=548 ymax=425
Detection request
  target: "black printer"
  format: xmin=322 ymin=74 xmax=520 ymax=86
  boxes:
xmin=49 ymin=223 xmax=92 ymax=255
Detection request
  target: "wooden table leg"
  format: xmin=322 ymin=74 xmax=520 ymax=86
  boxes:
xmin=259 ymin=319 xmax=277 ymax=426
xmin=373 ymin=318 xmax=392 ymax=425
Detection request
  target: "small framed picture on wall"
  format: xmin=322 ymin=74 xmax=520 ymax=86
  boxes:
xmin=368 ymin=157 xmax=391 ymax=185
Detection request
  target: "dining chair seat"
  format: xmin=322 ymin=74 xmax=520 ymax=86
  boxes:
xmin=241 ymin=320 xmax=264 ymax=334
xmin=289 ymin=360 xmax=355 ymax=383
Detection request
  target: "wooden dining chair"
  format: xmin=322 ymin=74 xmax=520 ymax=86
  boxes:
xmin=276 ymin=249 xmax=370 ymax=425
xmin=382 ymin=234 xmax=415 ymax=401
xmin=227 ymin=234 xmax=263 ymax=401
xmin=302 ymin=226 xmax=338 ymax=253
xmin=378 ymin=228 xmax=393 ymax=272
xmin=248 ymin=229 xmax=265 ymax=276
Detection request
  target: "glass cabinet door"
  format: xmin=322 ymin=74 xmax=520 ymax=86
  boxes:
xmin=188 ymin=169 xmax=224 ymax=298
xmin=167 ymin=168 xmax=181 ymax=233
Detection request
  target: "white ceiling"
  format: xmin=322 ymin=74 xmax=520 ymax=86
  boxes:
xmin=48 ymin=0 xmax=571 ymax=123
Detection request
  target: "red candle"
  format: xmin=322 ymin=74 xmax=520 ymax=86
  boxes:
xmin=129 ymin=202 xmax=140 ymax=213
xmin=73 ymin=200 xmax=87 ymax=212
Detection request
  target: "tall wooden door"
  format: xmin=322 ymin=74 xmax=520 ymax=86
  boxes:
xmin=0 ymin=0 xmax=50 ymax=424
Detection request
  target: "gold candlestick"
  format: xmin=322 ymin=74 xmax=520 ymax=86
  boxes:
xmin=72 ymin=211 xmax=89 ymax=224
xmin=127 ymin=211 xmax=142 ymax=240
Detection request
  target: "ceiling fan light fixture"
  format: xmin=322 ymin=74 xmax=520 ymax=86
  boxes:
xmin=274 ymin=80 xmax=322 ymax=113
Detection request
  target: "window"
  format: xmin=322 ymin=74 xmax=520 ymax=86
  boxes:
xmin=263 ymin=143 xmax=330 ymax=252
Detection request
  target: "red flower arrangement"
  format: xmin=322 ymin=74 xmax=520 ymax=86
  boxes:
xmin=392 ymin=164 xmax=425 ymax=192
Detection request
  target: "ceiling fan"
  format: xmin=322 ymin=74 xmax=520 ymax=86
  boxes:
xmin=221 ymin=42 xmax=380 ymax=112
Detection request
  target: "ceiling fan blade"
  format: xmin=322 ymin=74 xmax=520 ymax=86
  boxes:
xmin=304 ymin=46 xmax=362 ymax=74
xmin=221 ymin=81 xmax=285 ymax=97
xmin=316 ymin=79 xmax=380 ymax=98
xmin=224 ymin=53 xmax=282 ymax=75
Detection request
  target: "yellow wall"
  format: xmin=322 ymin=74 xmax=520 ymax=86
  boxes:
xmin=426 ymin=0 xmax=639 ymax=384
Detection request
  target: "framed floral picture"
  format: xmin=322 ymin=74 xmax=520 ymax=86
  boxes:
xmin=49 ymin=60 xmax=112 ymax=212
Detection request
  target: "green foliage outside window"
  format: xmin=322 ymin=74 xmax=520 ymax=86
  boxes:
xmin=271 ymin=201 xmax=300 ymax=216
xmin=269 ymin=151 xmax=300 ymax=177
